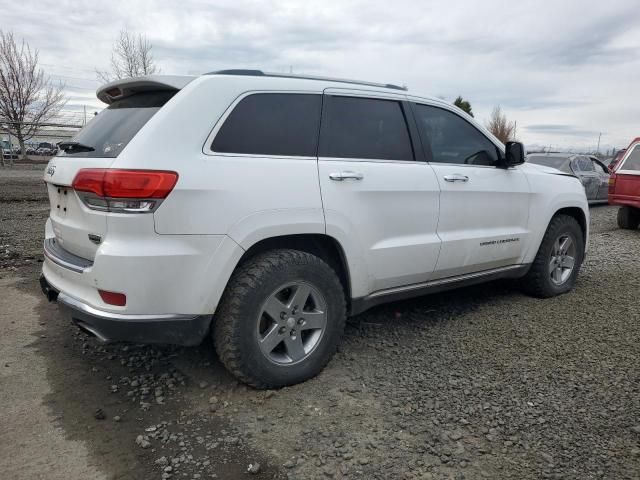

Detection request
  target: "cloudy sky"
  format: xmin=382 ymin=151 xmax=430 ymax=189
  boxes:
xmin=4 ymin=0 xmax=639 ymax=152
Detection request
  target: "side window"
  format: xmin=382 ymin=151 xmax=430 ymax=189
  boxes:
xmin=578 ymin=157 xmax=594 ymax=172
xmin=319 ymin=96 xmax=414 ymax=161
xmin=212 ymin=93 xmax=321 ymax=157
xmin=591 ymin=159 xmax=608 ymax=174
xmin=621 ymin=145 xmax=640 ymax=171
xmin=413 ymin=104 xmax=500 ymax=166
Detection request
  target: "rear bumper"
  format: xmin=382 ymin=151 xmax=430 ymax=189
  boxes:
xmin=40 ymin=274 xmax=211 ymax=346
xmin=609 ymin=195 xmax=640 ymax=209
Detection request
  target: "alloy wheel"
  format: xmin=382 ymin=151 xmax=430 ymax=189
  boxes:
xmin=256 ymin=282 xmax=327 ymax=365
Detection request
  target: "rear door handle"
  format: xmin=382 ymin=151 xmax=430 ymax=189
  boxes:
xmin=329 ymin=171 xmax=364 ymax=181
xmin=443 ymin=174 xmax=469 ymax=183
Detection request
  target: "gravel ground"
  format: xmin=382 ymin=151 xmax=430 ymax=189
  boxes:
xmin=1 ymin=165 xmax=639 ymax=480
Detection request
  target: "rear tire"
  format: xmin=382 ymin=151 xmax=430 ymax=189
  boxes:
xmin=521 ymin=214 xmax=584 ymax=298
xmin=213 ymin=249 xmax=346 ymax=389
xmin=617 ymin=206 xmax=640 ymax=230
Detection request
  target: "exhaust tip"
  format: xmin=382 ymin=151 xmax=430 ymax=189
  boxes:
xmin=73 ymin=320 xmax=109 ymax=343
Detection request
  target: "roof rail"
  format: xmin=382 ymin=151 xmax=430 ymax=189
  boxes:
xmin=205 ymin=69 xmax=407 ymax=91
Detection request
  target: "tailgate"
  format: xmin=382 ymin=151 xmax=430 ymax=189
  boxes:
xmin=44 ymin=157 xmax=115 ymax=260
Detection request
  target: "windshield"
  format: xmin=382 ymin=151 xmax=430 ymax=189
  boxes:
xmin=527 ymin=155 xmax=569 ymax=169
xmin=58 ymin=91 xmax=175 ymax=158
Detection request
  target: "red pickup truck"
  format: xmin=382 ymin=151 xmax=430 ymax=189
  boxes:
xmin=609 ymin=137 xmax=640 ymax=229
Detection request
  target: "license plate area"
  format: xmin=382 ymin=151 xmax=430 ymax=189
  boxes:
xmin=52 ymin=185 xmax=70 ymax=218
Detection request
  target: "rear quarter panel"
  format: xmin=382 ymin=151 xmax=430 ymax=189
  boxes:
xmin=109 ymin=76 xmax=326 ymax=240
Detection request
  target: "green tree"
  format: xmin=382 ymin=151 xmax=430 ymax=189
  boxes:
xmin=453 ymin=96 xmax=473 ymax=117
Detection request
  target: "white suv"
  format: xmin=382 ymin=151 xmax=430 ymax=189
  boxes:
xmin=41 ymin=70 xmax=589 ymax=388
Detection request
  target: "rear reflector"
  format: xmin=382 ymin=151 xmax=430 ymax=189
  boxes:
xmin=73 ymin=169 xmax=178 ymax=199
xmin=98 ymin=289 xmax=127 ymax=306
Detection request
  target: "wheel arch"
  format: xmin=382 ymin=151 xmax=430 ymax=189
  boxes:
xmin=553 ymin=206 xmax=588 ymax=245
xmin=236 ymin=234 xmax=354 ymax=312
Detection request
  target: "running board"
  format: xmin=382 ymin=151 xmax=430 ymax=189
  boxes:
xmin=350 ymin=264 xmax=530 ymax=316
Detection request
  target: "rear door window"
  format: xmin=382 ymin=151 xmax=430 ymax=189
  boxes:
xmin=212 ymin=93 xmax=322 ymax=157
xmin=59 ymin=91 xmax=175 ymax=158
xmin=578 ymin=157 xmax=595 ymax=172
xmin=319 ymin=96 xmax=414 ymax=161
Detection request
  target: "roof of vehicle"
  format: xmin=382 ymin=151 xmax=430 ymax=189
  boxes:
xmin=96 ymin=71 xmax=449 ymax=106
xmin=205 ymin=69 xmax=408 ymax=91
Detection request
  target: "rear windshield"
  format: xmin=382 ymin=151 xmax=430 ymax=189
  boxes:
xmin=527 ymin=155 xmax=568 ymax=169
xmin=58 ymin=91 xmax=175 ymax=158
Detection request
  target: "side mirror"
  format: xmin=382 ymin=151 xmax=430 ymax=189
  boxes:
xmin=503 ymin=141 xmax=525 ymax=167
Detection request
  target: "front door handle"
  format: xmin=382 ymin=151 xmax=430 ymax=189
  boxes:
xmin=329 ymin=171 xmax=364 ymax=181
xmin=443 ymin=174 xmax=469 ymax=183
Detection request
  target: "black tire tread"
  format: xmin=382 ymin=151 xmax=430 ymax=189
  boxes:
xmin=213 ymin=249 xmax=346 ymax=389
xmin=617 ymin=206 xmax=640 ymax=230
xmin=521 ymin=214 xmax=583 ymax=298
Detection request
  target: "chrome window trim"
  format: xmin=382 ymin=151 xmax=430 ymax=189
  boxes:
xmin=318 ymin=156 xmax=424 ymax=165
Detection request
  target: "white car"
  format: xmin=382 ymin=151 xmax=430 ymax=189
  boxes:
xmin=40 ymin=71 xmax=589 ymax=388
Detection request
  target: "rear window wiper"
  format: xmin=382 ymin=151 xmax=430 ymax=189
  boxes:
xmin=58 ymin=141 xmax=95 ymax=153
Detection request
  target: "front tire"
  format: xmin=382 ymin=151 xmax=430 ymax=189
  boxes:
xmin=521 ymin=214 xmax=584 ymax=298
xmin=617 ymin=206 xmax=640 ymax=230
xmin=213 ymin=249 xmax=346 ymax=389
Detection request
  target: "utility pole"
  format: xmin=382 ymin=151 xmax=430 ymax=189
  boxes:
xmin=596 ymin=132 xmax=601 ymax=155
xmin=83 ymin=105 xmax=87 ymax=126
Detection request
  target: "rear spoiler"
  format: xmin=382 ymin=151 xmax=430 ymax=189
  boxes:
xmin=96 ymin=75 xmax=196 ymax=104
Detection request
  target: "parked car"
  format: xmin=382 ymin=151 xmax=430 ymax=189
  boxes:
xmin=609 ymin=137 xmax=640 ymax=229
xmin=2 ymin=148 xmax=18 ymax=160
xmin=527 ymin=153 xmax=609 ymax=203
xmin=40 ymin=71 xmax=589 ymax=388
xmin=36 ymin=147 xmax=54 ymax=156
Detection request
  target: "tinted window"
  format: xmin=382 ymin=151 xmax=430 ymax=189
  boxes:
xmin=59 ymin=91 xmax=175 ymax=158
xmin=212 ymin=93 xmax=321 ymax=157
xmin=527 ymin=155 xmax=569 ymax=169
xmin=319 ymin=96 xmax=413 ymax=161
xmin=621 ymin=145 xmax=640 ymax=171
xmin=413 ymin=104 xmax=500 ymax=166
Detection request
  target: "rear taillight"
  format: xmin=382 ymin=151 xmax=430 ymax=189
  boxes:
xmin=608 ymin=174 xmax=616 ymax=194
xmin=72 ymin=169 xmax=178 ymax=213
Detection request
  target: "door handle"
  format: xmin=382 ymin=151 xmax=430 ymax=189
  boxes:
xmin=443 ymin=174 xmax=469 ymax=183
xmin=329 ymin=171 xmax=364 ymax=181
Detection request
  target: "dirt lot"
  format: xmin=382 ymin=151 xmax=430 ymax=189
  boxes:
xmin=1 ymin=164 xmax=639 ymax=480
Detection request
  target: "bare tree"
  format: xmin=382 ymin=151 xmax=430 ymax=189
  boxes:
xmin=0 ymin=31 xmax=65 ymax=165
xmin=97 ymin=29 xmax=158 ymax=83
xmin=485 ymin=106 xmax=517 ymax=144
